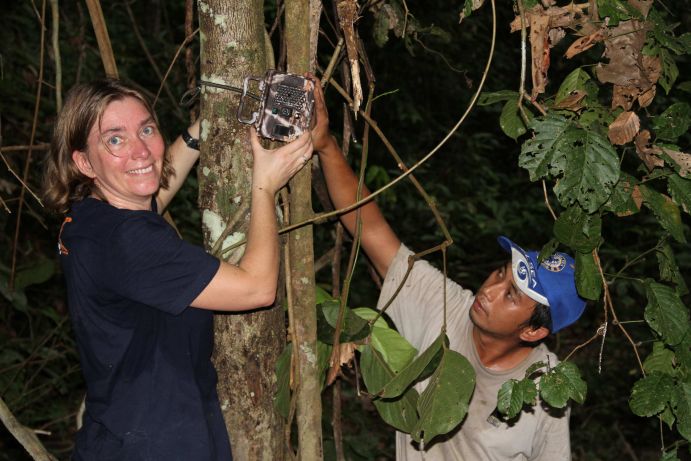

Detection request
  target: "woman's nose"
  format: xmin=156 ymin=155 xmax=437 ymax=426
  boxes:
xmin=130 ymin=137 xmax=151 ymax=159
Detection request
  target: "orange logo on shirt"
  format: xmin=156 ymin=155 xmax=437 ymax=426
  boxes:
xmin=58 ymin=217 xmax=72 ymax=255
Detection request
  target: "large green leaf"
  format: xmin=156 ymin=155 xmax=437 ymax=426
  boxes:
xmin=412 ymin=348 xmax=475 ymax=444
xmin=671 ymin=382 xmax=691 ymax=441
xmin=360 ymin=345 xmax=420 ymax=433
xmin=553 ymin=206 xmax=602 ymax=253
xmin=540 ymin=362 xmax=587 ymax=408
xmin=273 ymin=346 xmax=292 ymax=418
xmin=629 ymin=372 xmax=674 ymax=417
xmin=379 ymin=333 xmax=445 ymax=398
xmin=657 ymin=242 xmax=689 ymax=295
xmin=317 ymin=300 xmax=370 ymax=344
xmin=643 ymin=342 xmax=677 ymax=375
xmin=668 ymin=174 xmax=691 ymax=212
xmin=644 ymin=281 xmax=690 ymax=346
xmin=477 ymin=90 xmax=518 ymax=106
xmin=575 ymin=251 xmax=602 ymax=300
xmin=640 ymin=185 xmax=687 ymax=243
xmin=353 ymin=307 xmax=417 ymax=373
xmin=553 ymin=128 xmax=620 ymax=213
xmin=596 ymin=0 xmax=640 ymax=24
xmin=500 ymin=98 xmax=532 ymax=140
xmin=658 ymin=47 xmax=680 ymax=94
xmin=497 ymin=378 xmax=538 ymax=419
xmin=519 ymin=115 xmax=571 ymax=181
xmin=652 ymin=103 xmax=691 ymax=141
xmin=14 ymin=258 xmax=55 ymax=291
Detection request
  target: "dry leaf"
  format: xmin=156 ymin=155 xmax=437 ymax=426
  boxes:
xmin=554 ymin=90 xmax=587 ymax=111
xmin=509 ymin=3 xmax=590 ymax=33
xmin=325 ymin=342 xmax=358 ymax=386
xmin=595 ymin=20 xmax=649 ymax=88
xmin=638 ymin=85 xmax=656 ymax=108
xmin=549 ymin=27 xmax=566 ymax=47
xmin=635 ymin=130 xmax=664 ymax=170
xmin=565 ymin=28 xmax=608 ymax=59
xmin=661 ymin=148 xmax=691 ymax=178
xmin=642 ymin=55 xmax=661 ymax=85
xmin=337 ymin=0 xmax=362 ymax=114
xmin=530 ymin=13 xmax=551 ymax=98
xmin=608 ymin=111 xmax=640 ymax=145
xmin=612 ymin=85 xmax=640 ymax=111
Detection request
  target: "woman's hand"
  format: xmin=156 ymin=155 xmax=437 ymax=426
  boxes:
xmin=249 ymin=128 xmax=313 ymax=195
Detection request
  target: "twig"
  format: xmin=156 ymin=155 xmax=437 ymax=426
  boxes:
xmin=84 ymin=0 xmax=118 ymax=78
xmin=184 ymin=0 xmax=197 ymax=122
xmin=542 ymin=180 xmax=557 ymax=220
xmin=0 ymin=144 xmax=50 ymax=153
xmin=0 ymin=397 xmax=57 ymax=461
xmin=49 ymin=0 xmax=62 ymax=112
xmin=157 ymin=27 xmax=199 ymax=112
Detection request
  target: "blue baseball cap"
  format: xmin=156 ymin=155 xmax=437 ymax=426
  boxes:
xmin=497 ymin=236 xmax=586 ymax=333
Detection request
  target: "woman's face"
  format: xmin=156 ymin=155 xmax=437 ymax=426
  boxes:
xmin=72 ymin=97 xmax=165 ymax=210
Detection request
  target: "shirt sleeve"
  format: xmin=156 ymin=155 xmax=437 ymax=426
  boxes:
xmin=376 ymin=244 xmax=474 ymax=351
xmin=104 ymin=212 xmax=221 ymax=315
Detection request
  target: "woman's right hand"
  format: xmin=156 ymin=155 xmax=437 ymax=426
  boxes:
xmin=249 ymin=128 xmax=313 ymax=195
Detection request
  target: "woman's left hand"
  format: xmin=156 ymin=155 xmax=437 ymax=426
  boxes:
xmin=249 ymin=129 xmax=313 ymax=195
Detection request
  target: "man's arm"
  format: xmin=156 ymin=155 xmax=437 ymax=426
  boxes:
xmin=312 ymin=84 xmax=400 ymax=278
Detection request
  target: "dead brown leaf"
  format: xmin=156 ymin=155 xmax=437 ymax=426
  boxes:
xmin=509 ymin=3 xmax=590 ymax=33
xmin=660 ymin=148 xmax=691 ymax=178
xmin=554 ymin=90 xmax=587 ymax=111
xmin=565 ymin=28 xmax=608 ymax=59
xmin=627 ymin=0 xmax=653 ymax=17
xmin=635 ymin=130 xmax=664 ymax=170
xmin=595 ymin=20 xmax=650 ymax=88
xmin=337 ymin=0 xmax=362 ymax=114
xmin=530 ymin=13 xmax=551 ymax=98
xmin=325 ymin=342 xmax=358 ymax=386
xmin=608 ymin=111 xmax=640 ymax=145
xmin=642 ymin=55 xmax=661 ymax=85
xmin=612 ymin=85 xmax=640 ymax=111
xmin=638 ymin=85 xmax=656 ymax=108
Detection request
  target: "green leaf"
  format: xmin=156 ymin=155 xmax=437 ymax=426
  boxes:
xmin=360 ymin=345 xmax=420 ymax=432
xmin=379 ymin=333 xmax=445 ymax=398
xmin=411 ymin=348 xmax=475 ymax=444
xmin=596 ymin=0 xmax=639 ymax=24
xmin=673 ymin=335 xmax=691 ymax=374
xmin=353 ymin=307 xmax=417 ymax=373
xmin=519 ymin=115 xmax=571 ymax=181
xmin=477 ymin=90 xmax=518 ymax=106
xmin=643 ymin=341 xmax=676 ymax=375
xmin=575 ymin=251 xmax=602 ymax=301
xmin=604 ymin=173 xmax=642 ymax=216
xmin=657 ymin=242 xmax=689 ymax=295
xmin=14 ymin=258 xmax=55 ymax=291
xmin=671 ymin=382 xmax=691 ymax=441
xmin=500 ymin=98 xmax=532 ymax=140
xmin=553 ymin=128 xmax=620 ymax=213
xmin=652 ymin=103 xmax=691 ymax=141
xmin=668 ymin=174 xmax=691 ymax=212
xmin=658 ymin=48 xmax=679 ymax=94
xmin=640 ymin=185 xmax=687 ymax=243
xmin=497 ymin=378 xmax=538 ymax=419
xmin=317 ymin=300 xmax=370 ymax=344
xmin=661 ymin=448 xmax=680 ymax=461
xmin=540 ymin=362 xmax=587 ymax=408
xmin=556 ymin=68 xmax=598 ymax=106
xmin=273 ymin=346 xmax=292 ymax=418
xmin=553 ymin=206 xmax=602 ymax=253
xmin=644 ymin=280 xmax=690 ymax=346
xmin=538 ymin=239 xmax=559 ymax=263
xmin=629 ymin=372 xmax=674 ymax=417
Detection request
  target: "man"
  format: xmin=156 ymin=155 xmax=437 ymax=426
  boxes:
xmin=311 ymin=82 xmax=587 ymax=460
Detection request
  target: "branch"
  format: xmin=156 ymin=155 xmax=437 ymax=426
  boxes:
xmin=0 ymin=397 xmax=57 ymax=461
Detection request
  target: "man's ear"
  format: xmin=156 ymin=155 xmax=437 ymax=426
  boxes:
xmin=519 ymin=325 xmax=549 ymax=343
xmin=72 ymin=151 xmax=96 ymax=178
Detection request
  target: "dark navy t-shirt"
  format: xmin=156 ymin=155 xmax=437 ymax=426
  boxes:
xmin=59 ymin=198 xmax=231 ymax=461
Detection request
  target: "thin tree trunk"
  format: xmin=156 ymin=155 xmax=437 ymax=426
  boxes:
xmin=198 ymin=1 xmax=284 ymax=459
xmin=284 ymin=1 xmax=323 ymax=459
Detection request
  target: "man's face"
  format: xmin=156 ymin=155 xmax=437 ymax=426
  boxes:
xmin=470 ymin=261 xmax=539 ymax=338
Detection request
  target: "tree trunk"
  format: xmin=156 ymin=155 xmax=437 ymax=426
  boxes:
xmin=198 ymin=1 xmax=284 ymax=459
xmin=284 ymin=1 xmax=323 ymax=459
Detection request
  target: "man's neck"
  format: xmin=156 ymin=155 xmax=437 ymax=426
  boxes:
xmin=472 ymin=326 xmax=534 ymax=371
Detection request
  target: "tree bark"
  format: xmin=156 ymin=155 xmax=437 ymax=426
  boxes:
xmin=198 ymin=1 xmax=284 ymax=459
xmin=284 ymin=1 xmax=323 ymax=459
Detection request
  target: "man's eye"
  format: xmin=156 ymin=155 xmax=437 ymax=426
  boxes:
xmin=141 ymin=126 xmax=155 ymax=136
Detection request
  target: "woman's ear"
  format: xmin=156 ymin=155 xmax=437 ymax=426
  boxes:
xmin=519 ymin=325 xmax=550 ymax=343
xmin=72 ymin=151 xmax=96 ymax=178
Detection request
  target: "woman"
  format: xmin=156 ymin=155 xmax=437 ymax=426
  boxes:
xmin=43 ymin=78 xmax=313 ymax=460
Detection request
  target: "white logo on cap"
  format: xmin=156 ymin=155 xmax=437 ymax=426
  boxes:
xmin=511 ymin=247 xmax=550 ymax=306
xmin=542 ymin=254 xmax=566 ymax=272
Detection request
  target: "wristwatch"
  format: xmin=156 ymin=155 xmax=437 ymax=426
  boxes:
xmin=181 ymin=128 xmax=200 ymax=151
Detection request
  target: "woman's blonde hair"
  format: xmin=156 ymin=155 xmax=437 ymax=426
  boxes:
xmin=43 ymin=78 xmax=173 ymax=214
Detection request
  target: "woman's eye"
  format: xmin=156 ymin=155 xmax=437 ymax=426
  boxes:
xmin=107 ymin=135 xmax=124 ymax=146
xmin=141 ymin=126 xmax=155 ymax=136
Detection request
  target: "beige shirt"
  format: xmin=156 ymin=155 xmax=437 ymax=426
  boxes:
xmin=377 ymin=244 xmax=571 ymax=461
